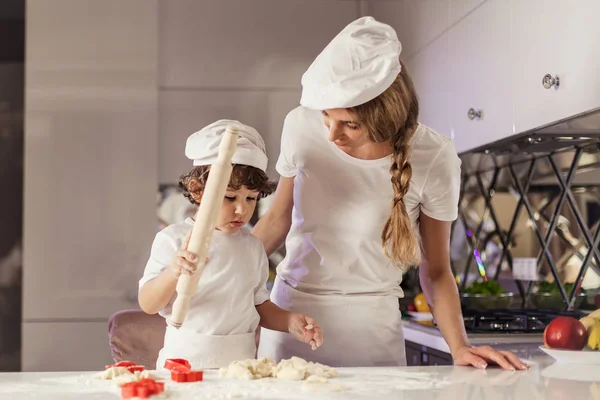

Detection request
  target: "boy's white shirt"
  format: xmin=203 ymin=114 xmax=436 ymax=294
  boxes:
xmin=139 ymin=217 xmax=270 ymax=335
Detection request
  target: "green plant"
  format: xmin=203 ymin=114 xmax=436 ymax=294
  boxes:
xmin=537 ymin=281 xmax=586 ymax=295
xmin=464 ymin=280 xmax=506 ymax=295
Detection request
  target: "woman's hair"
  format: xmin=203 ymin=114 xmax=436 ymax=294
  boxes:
xmin=350 ymin=60 xmax=421 ymax=269
xmin=178 ymin=164 xmax=277 ymax=205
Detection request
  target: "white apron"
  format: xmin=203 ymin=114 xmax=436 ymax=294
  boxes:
xmin=257 ymin=277 xmax=406 ymax=367
xmin=156 ymin=325 xmax=256 ymax=370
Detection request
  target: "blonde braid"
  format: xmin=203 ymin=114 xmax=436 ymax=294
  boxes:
xmin=382 ymin=126 xmax=421 ymax=268
xmin=352 ymin=61 xmax=421 ymax=268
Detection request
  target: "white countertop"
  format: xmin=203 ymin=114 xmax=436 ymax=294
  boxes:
xmin=0 ymin=352 xmax=598 ymax=400
xmin=402 ymin=320 xmax=545 ymax=354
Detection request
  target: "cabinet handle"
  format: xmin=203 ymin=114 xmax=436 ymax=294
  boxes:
xmin=467 ymin=108 xmax=483 ymax=120
xmin=542 ymin=74 xmax=560 ymax=89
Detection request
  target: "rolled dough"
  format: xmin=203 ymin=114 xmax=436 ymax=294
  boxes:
xmin=219 ymin=357 xmax=337 ymax=382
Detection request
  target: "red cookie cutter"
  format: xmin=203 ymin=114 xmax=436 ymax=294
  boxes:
xmin=170 ymin=365 xmax=204 ymax=382
xmin=121 ymin=378 xmax=164 ymax=399
xmin=164 ymin=358 xmax=203 ymax=382
xmin=163 ymin=358 xmax=191 ymax=371
xmin=106 ymin=361 xmax=145 ymax=373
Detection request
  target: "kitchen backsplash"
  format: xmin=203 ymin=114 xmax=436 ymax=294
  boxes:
xmin=452 ymin=139 xmax=600 ymax=309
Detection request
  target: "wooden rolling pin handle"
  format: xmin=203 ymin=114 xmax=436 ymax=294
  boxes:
xmin=170 ymin=126 xmax=238 ymax=328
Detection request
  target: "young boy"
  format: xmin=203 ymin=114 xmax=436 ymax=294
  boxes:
xmin=138 ymin=120 xmax=322 ymax=369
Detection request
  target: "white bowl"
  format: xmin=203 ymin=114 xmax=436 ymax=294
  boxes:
xmin=539 ymin=345 xmax=600 ymax=364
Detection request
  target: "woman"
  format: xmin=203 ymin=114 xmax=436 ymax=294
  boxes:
xmin=253 ymin=16 xmax=526 ymax=371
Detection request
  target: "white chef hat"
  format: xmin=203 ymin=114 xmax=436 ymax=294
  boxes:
xmin=300 ymin=16 xmax=402 ymax=110
xmin=185 ymin=119 xmax=268 ymax=172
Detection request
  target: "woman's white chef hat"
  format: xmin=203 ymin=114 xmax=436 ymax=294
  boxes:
xmin=185 ymin=119 xmax=268 ymax=172
xmin=300 ymin=16 xmax=402 ymax=110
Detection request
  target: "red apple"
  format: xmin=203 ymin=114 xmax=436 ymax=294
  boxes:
xmin=543 ymin=316 xmax=588 ymax=351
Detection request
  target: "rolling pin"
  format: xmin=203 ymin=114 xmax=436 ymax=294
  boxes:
xmin=170 ymin=126 xmax=239 ymax=328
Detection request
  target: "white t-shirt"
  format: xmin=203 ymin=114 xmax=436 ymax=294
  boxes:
xmin=139 ymin=218 xmax=270 ymax=335
xmin=276 ymin=106 xmax=461 ymax=297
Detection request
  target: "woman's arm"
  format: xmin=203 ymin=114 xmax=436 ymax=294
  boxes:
xmin=252 ymin=176 xmax=294 ymax=255
xmin=418 ymin=212 xmax=527 ymax=371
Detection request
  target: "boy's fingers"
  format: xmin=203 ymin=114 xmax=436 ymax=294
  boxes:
xmin=182 ymin=251 xmax=198 ymax=262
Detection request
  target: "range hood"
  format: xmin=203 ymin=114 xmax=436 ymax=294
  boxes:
xmin=460 ymin=107 xmax=600 ymax=187
xmin=462 ymin=107 xmax=600 ymax=155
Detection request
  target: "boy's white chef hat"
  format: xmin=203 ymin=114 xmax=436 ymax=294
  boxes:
xmin=185 ymin=119 xmax=268 ymax=172
xmin=300 ymin=16 xmax=402 ymax=110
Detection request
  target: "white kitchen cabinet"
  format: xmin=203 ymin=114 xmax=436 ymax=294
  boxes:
xmin=408 ymin=33 xmax=454 ymax=141
xmin=405 ymin=0 xmax=600 ymax=153
xmin=511 ymin=0 xmax=600 ymax=134
xmin=447 ymin=0 xmax=513 ymax=152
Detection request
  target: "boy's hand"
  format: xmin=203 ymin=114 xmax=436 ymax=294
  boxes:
xmin=171 ymin=231 xmax=208 ymax=278
xmin=288 ymin=314 xmax=323 ymax=350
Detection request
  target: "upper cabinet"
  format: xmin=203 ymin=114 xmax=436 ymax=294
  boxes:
xmin=399 ymin=0 xmax=600 ymax=154
xmin=511 ymin=0 xmax=600 ymax=134
xmin=409 ymin=33 xmax=454 ymax=141
xmin=447 ymin=0 xmax=512 ymax=152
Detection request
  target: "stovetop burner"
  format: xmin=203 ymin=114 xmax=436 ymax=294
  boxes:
xmin=462 ymin=309 xmax=586 ymax=334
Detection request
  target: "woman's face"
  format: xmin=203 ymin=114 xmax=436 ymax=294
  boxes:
xmin=321 ymin=108 xmax=391 ymax=159
xmin=321 ymin=109 xmax=370 ymax=151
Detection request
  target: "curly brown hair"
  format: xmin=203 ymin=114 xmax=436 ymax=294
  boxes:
xmin=178 ymin=164 xmax=277 ymax=205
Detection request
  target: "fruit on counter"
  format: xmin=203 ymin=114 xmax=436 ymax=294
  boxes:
xmin=464 ymin=280 xmax=505 ymax=295
xmin=543 ymin=316 xmax=588 ymax=351
xmin=580 ymin=315 xmax=598 ymax=331
xmin=407 ymin=303 xmax=417 ymax=312
xmin=413 ymin=293 xmax=430 ymax=313
xmin=586 ymin=320 xmax=600 ymax=350
xmin=587 ymin=308 xmax=600 ymax=320
xmin=579 ymin=309 xmax=600 ymax=350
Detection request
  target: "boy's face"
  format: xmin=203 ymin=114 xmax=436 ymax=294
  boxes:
xmin=215 ymin=185 xmax=259 ymax=233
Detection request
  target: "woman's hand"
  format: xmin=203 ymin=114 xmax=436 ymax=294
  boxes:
xmin=453 ymin=345 xmax=529 ymax=371
xmin=288 ymin=314 xmax=323 ymax=350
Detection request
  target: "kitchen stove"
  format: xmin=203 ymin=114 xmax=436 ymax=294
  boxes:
xmin=404 ymin=308 xmax=589 ymax=345
xmin=461 ymin=309 xmax=587 ymax=334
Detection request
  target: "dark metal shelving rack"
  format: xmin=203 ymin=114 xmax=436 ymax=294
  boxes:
xmin=453 ymin=134 xmax=600 ymax=310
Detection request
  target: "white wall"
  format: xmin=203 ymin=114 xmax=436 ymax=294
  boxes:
xmin=158 ymin=0 xmax=364 ymax=182
xmin=363 ymin=0 xmax=486 ymax=63
xmin=23 ymin=0 xmax=159 ymax=371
